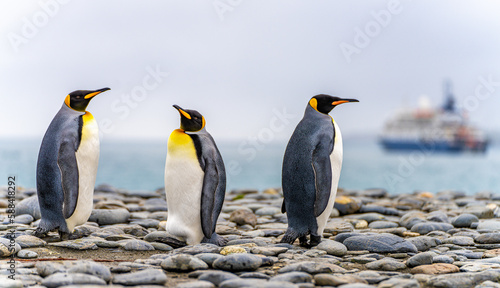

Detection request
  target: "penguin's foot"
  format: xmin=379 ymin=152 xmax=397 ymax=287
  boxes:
xmin=202 ymin=233 xmax=228 ymax=247
xmin=280 ymin=229 xmax=300 ymax=245
xmin=58 ymin=230 xmax=71 ymax=241
xmin=34 ymin=227 xmax=49 ymax=238
xmin=299 ymin=236 xmax=310 ymax=247
xmin=310 ymin=234 xmax=322 ymax=247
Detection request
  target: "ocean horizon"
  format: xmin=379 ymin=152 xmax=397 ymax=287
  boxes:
xmin=1 ymin=136 xmax=499 ymax=195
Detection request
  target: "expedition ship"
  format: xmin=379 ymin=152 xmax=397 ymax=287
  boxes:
xmin=380 ymin=82 xmax=489 ymax=153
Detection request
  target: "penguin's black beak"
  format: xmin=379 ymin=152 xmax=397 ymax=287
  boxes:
xmin=332 ymin=98 xmax=359 ymax=106
xmin=84 ymin=87 xmax=111 ymax=99
xmin=173 ymin=104 xmax=192 ymax=120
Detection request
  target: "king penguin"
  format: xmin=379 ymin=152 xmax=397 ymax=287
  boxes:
xmin=35 ymin=88 xmax=110 ymax=239
xmin=280 ymin=94 xmax=358 ymax=247
xmin=164 ymin=105 xmax=227 ymax=246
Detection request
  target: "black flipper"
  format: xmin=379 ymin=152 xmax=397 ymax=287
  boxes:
xmin=312 ymin=135 xmax=333 ymax=217
xmin=57 ymin=138 xmax=79 ymax=219
xmin=200 ymin=159 xmax=219 ymax=239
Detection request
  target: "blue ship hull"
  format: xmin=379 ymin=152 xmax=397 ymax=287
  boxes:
xmin=380 ymin=139 xmax=488 ymax=153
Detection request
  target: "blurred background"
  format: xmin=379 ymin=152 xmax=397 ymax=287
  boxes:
xmin=1 ymin=1 xmax=499 ymax=194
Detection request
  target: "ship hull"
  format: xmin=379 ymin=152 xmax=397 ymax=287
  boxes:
xmin=380 ymin=139 xmax=488 ymax=153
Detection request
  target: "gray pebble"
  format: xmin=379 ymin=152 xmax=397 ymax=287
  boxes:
xmin=377 ymin=278 xmax=420 ymax=288
xmin=151 ymin=242 xmax=173 ymax=251
xmin=343 ymin=234 xmax=418 ymax=253
xmin=88 ymin=208 xmax=130 ymax=225
xmin=278 ymin=261 xmax=346 ymax=274
xmin=112 ymin=268 xmax=167 ymax=285
xmin=407 ymin=236 xmax=441 ymax=251
xmin=129 ymin=219 xmax=160 ymax=229
xmin=441 ymin=236 xmax=475 ymax=246
xmin=452 ymin=213 xmax=479 ymax=228
xmin=406 ymin=251 xmax=436 ymax=267
xmin=368 ymin=220 xmax=399 ymax=229
xmin=15 ymin=235 xmax=46 ymax=248
xmin=316 ymin=239 xmax=348 ymax=256
xmin=213 ymin=254 xmax=263 ymax=272
xmin=161 ymin=254 xmax=209 ymax=271
xmin=365 ymin=258 xmax=406 ymax=271
xmin=122 ymin=239 xmax=155 ymax=251
xmin=432 ymin=255 xmax=454 ymax=264
xmin=219 ymin=279 xmax=298 ymax=288
xmin=197 ymin=271 xmax=239 ymax=286
xmin=17 ymin=249 xmax=38 ymax=259
xmin=195 ymin=253 xmax=224 ymax=267
xmin=251 ymin=246 xmax=288 ymax=256
xmin=174 ymin=243 xmax=221 ymax=255
xmin=177 ymin=280 xmax=216 ymax=288
xmin=270 ymin=272 xmax=312 ymax=283
xmin=427 ymin=270 xmax=500 ymax=288
xmin=49 ymin=239 xmax=98 ymax=250
xmin=13 ymin=214 xmax=34 ymax=224
xmin=410 ymin=222 xmax=454 ymax=234
xmin=239 ymin=272 xmax=271 ymax=279
xmin=255 ymin=207 xmax=281 ymax=216
xmin=41 ymin=272 xmax=106 ymax=288
xmin=475 ymin=232 xmax=500 ymax=244
xmin=14 ymin=196 xmax=41 ymax=219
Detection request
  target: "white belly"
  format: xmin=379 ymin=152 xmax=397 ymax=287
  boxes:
xmin=316 ymin=120 xmax=343 ymax=235
xmin=65 ymin=117 xmax=99 ymax=232
xmin=164 ymin=153 xmax=205 ymax=245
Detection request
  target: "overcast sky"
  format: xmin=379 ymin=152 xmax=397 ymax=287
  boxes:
xmin=2 ymin=0 xmax=500 ymax=142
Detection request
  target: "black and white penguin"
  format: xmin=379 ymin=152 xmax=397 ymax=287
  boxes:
xmin=280 ymin=94 xmax=358 ymax=247
xmin=36 ymin=88 xmax=110 ymax=239
xmin=164 ymin=105 xmax=227 ymax=246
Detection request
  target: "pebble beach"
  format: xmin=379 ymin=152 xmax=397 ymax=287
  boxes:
xmin=1 ymin=185 xmax=500 ymax=288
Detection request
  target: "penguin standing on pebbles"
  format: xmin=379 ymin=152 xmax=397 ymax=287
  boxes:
xmin=280 ymin=94 xmax=358 ymax=247
xmin=164 ymin=105 xmax=227 ymax=246
xmin=35 ymin=88 xmax=110 ymax=239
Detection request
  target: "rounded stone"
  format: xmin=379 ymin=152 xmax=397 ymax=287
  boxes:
xmin=270 ymin=271 xmax=312 ymax=283
xmin=334 ymin=196 xmax=362 ymax=215
xmin=161 ymin=254 xmax=209 ymax=271
xmin=475 ymin=233 xmax=500 ymax=244
xmin=14 ymin=196 xmax=41 ymax=219
xmin=410 ymin=222 xmax=454 ymax=234
xmin=368 ymin=220 xmax=399 ymax=229
xmin=177 ymin=280 xmax=216 ymax=288
xmin=213 ymin=254 xmax=263 ymax=272
xmin=88 ymin=208 xmax=130 ymax=225
xmin=122 ymin=239 xmax=155 ymax=251
xmin=452 ymin=213 xmax=479 ymax=228
xmin=17 ymin=249 xmax=38 ymax=259
xmin=195 ymin=253 xmax=224 ymax=267
xmin=406 ymin=252 xmax=436 ymax=268
xmin=477 ymin=220 xmax=500 ymax=231
xmin=229 ymin=209 xmax=257 ymax=227
xmin=198 ymin=271 xmax=239 ymax=286
xmin=14 ymin=235 xmax=46 ymax=248
xmin=41 ymin=273 xmax=106 ymax=287
xmin=365 ymin=258 xmax=406 ymax=271
xmin=112 ymin=269 xmax=167 ymax=285
xmin=343 ymin=234 xmax=418 ymax=253
xmin=315 ymin=239 xmax=348 ymax=256
xmin=255 ymin=207 xmax=281 ymax=216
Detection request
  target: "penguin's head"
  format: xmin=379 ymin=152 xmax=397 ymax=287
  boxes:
xmin=64 ymin=87 xmax=110 ymax=112
xmin=173 ymin=105 xmax=205 ymax=132
xmin=309 ymin=94 xmax=359 ymax=114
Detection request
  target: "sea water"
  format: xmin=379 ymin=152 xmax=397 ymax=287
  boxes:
xmin=1 ymin=137 xmax=499 ymax=195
